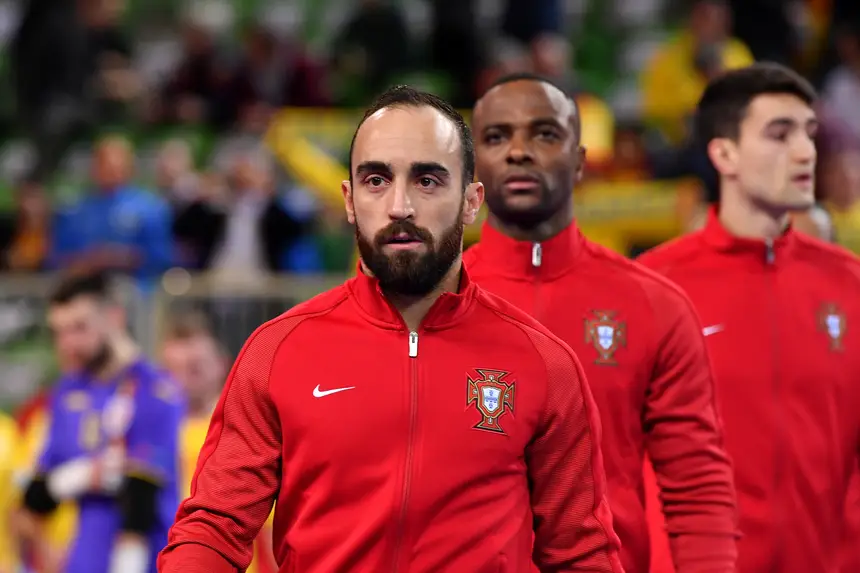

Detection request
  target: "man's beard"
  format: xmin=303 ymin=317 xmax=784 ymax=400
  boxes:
xmin=82 ymin=342 xmax=112 ymax=375
xmin=356 ymin=210 xmax=464 ymax=298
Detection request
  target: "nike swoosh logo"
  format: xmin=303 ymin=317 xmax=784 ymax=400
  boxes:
xmin=313 ymin=384 xmax=356 ymax=398
xmin=702 ymin=324 xmax=724 ymax=337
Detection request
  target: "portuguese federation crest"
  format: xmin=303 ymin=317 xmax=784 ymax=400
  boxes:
xmin=584 ymin=310 xmax=627 ymax=365
xmin=466 ymin=369 xmax=515 ymax=435
xmin=818 ymin=303 xmax=846 ymax=352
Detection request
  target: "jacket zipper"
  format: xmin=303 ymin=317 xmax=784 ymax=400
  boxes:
xmin=532 ymin=242 xmax=543 ymax=320
xmin=392 ymin=330 xmax=419 ymax=572
xmin=765 ymin=239 xmax=783 ymax=573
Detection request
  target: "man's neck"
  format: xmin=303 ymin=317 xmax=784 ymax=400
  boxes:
xmin=717 ymin=191 xmax=790 ymax=241
xmin=487 ymin=201 xmax=574 ymax=243
xmin=95 ymin=334 xmax=140 ymax=380
xmin=370 ymin=259 xmax=463 ymax=332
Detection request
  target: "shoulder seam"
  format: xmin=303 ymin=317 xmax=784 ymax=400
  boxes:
xmin=474 ymin=296 xmax=561 ymax=417
xmin=258 ymin=291 xmax=350 ymax=400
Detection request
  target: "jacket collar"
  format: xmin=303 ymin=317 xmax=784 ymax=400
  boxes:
xmin=701 ymin=206 xmax=797 ymax=264
xmin=476 ymin=220 xmax=584 ymax=280
xmin=349 ymin=262 xmax=477 ymax=330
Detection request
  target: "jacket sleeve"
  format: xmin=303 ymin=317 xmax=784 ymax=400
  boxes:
xmin=840 ymin=467 xmax=860 ymax=573
xmin=644 ymin=290 xmax=739 ymax=572
xmin=525 ymin=336 xmax=624 ymax=573
xmin=158 ymin=323 xmax=285 ymax=573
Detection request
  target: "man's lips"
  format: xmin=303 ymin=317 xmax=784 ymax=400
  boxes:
xmin=384 ymin=233 xmax=424 ymax=250
xmin=502 ymin=174 xmax=541 ymax=192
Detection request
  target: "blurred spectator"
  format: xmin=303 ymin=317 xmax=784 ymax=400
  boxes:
xmin=11 ymin=0 xmax=92 ymax=182
xmin=727 ymin=0 xmax=795 ymax=64
xmin=499 ymin=0 xmax=566 ymax=76
xmin=172 ymin=148 xmax=318 ymax=274
xmin=161 ymin=310 xmax=278 ymax=572
xmin=428 ymin=0 xmax=488 ymax=106
xmin=155 ymin=139 xmax=199 ymax=206
xmin=641 ymin=0 xmax=754 ymax=143
xmin=225 ymin=24 xmax=329 ymax=132
xmin=501 ymin=0 xmax=562 ymax=47
xmin=154 ymin=19 xmax=231 ymax=127
xmin=821 ymin=22 xmax=860 ymax=140
xmin=492 ymin=0 xmax=573 ymax=93
xmin=331 ymin=0 xmax=412 ymax=105
xmin=12 ymin=0 xmax=139 ymax=183
xmin=49 ymin=136 xmax=173 ymax=289
xmin=82 ymin=0 xmax=140 ymax=124
xmin=171 ymin=170 xmax=225 ymax=268
xmin=0 ymin=412 xmax=17 ymax=573
xmin=161 ymin=311 xmax=225 ymax=423
xmin=815 ymin=109 xmax=860 ymax=211
xmin=603 ymin=123 xmax=652 ymax=182
xmin=0 ymin=179 xmax=51 ymax=271
xmin=814 ymin=110 xmax=860 ymax=250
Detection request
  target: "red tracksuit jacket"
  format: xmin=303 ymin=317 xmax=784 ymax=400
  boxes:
xmin=159 ymin=267 xmax=624 ymax=573
xmin=638 ymin=209 xmax=860 ymax=573
xmin=463 ymin=222 xmax=738 ymax=573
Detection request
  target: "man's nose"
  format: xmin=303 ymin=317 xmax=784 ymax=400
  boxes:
xmin=506 ymin=132 xmax=534 ymax=165
xmin=387 ymin=182 xmax=415 ymax=220
xmin=795 ymin=135 xmax=817 ymax=164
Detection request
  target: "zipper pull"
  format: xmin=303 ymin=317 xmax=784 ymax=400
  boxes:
xmin=408 ymin=331 xmax=418 ymax=357
xmin=765 ymin=239 xmax=775 ymax=264
xmin=531 ymin=243 xmax=542 ymax=267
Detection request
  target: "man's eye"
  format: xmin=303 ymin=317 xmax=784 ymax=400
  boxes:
xmin=484 ymin=132 xmax=503 ymax=144
xmin=418 ymin=177 xmax=437 ymax=188
xmin=367 ymin=176 xmax=386 ymax=186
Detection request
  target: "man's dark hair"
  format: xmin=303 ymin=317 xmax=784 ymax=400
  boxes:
xmin=694 ymin=62 xmax=818 ymax=145
xmin=478 ymin=72 xmax=581 ymax=140
xmin=49 ymin=272 xmax=116 ymax=306
xmin=348 ymin=85 xmax=475 ymax=188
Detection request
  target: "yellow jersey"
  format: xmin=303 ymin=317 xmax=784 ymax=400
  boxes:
xmin=0 ymin=413 xmax=18 ymax=573
xmin=182 ymin=413 xmax=275 ymax=573
xmin=14 ymin=406 xmax=79 ymax=566
xmin=641 ymin=32 xmax=754 ymax=143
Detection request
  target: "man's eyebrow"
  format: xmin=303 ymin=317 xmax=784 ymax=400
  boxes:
xmin=354 ymin=161 xmax=393 ymax=178
xmin=530 ymin=117 xmax=565 ymax=129
xmin=409 ymin=162 xmax=450 ymax=179
xmin=479 ymin=117 xmax=565 ymax=132
xmin=480 ymin=122 xmax=512 ymax=132
xmin=764 ymin=117 xmax=800 ymax=129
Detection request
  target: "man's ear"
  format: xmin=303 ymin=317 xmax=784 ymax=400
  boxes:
xmin=341 ymin=180 xmax=355 ymax=224
xmin=575 ymin=145 xmax=587 ymax=183
xmin=463 ymin=182 xmax=484 ymax=225
xmin=707 ymin=138 xmax=739 ymax=177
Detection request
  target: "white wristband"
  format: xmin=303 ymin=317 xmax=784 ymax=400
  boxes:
xmin=46 ymin=457 xmax=96 ymax=501
xmin=109 ymin=539 xmax=150 ymax=573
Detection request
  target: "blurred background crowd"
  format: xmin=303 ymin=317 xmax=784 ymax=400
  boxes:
xmin=0 ymin=0 xmax=857 ymax=400
xmin=0 ymin=0 xmax=858 ymax=540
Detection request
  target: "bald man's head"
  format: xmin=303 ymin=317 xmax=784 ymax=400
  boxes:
xmin=472 ymin=74 xmax=585 ymax=230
